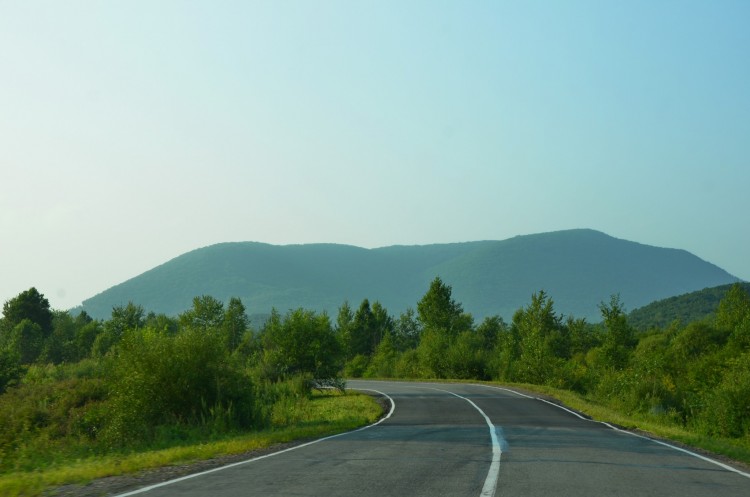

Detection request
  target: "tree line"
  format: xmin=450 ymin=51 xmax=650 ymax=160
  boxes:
xmin=1 ymin=278 xmax=749 ymax=471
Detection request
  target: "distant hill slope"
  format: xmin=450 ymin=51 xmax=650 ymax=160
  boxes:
xmin=78 ymin=229 xmax=740 ymax=322
xmin=628 ymin=282 xmax=750 ymax=331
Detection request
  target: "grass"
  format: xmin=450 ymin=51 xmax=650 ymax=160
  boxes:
xmin=4 ymin=377 xmax=747 ymax=496
xmin=0 ymin=390 xmax=383 ymax=497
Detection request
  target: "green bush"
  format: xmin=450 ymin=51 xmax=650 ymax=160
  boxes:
xmin=103 ymin=327 xmax=256 ymax=446
xmin=0 ymin=349 xmax=21 ymax=394
xmin=0 ymin=372 xmax=107 ymax=472
xmin=260 ymin=309 xmax=344 ymax=381
xmin=696 ymin=354 xmax=750 ymax=438
xmin=394 ymin=349 xmax=421 ymax=378
xmin=344 ymin=354 xmax=369 ymax=378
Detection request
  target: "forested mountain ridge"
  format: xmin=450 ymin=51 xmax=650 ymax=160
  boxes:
xmin=628 ymin=282 xmax=750 ymax=330
xmin=77 ymin=229 xmax=739 ymax=321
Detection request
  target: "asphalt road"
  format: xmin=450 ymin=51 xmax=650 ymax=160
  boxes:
xmin=115 ymin=380 xmax=750 ymax=497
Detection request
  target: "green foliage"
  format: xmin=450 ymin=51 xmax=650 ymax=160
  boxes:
xmin=223 ymin=297 xmax=250 ymax=351
xmin=7 ymin=320 xmax=45 ymax=365
xmin=74 ymin=318 xmax=102 ymax=360
xmin=416 ymin=328 xmax=451 ymax=378
xmin=510 ymin=291 xmax=566 ymax=384
xmin=1 ymin=288 xmax=53 ymax=337
xmin=0 ymin=289 xmax=58 ymax=366
xmin=0 ymin=390 xmax=382 ymax=497
xmin=343 ymin=299 xmax=393 ymax=359
xmin=348 ymin=299 xmax=377 ymax=357
xmin=90 ymin=329 xmax=118 ymax=358
xmin=475 ymin=315 xmax=506 ymax=350
xmin=696 ymin=354 xmax=750 ymax=437
xmin=567 ymin=316 xmax=599 ymax=355
xmin=0 ymin=349 xmax=21 ymax=394
xmin=628 ymin=282 xmax=750 ymax=331
xmin=0 ymin=360 xmax=108 ymax=472
xmin=393 ymin=349 xmax=421 ymax=378
xmin=179 ymin=295 xmax=225 ymax=332
xmin=40 ymin=311 xmax=78 ymax=364
xmin=417 ymin=277 xmax=470 ymax=336
xmin=671 ymin=321 xmax=729 ymax=359
xmin=392 ymin=307 xmax=421 ymax=351
xmin=260 ymin=308 xmax=343 ymax=381
xmin=105 ymin=326 xmax=255 ymax=445
xmin=3 ymin=278 xmax=750 ymax=486
xmin=599 ymin=295 xmax=636 ymax=370
xmin=444 ymin=330 xmax=492 ymax=380
xmin=105 ymin=302 xmax=144 ymax=339
xmin=144 ymin=311 xmax=179 ymax=335
xmin=371 ymin=302 xmax=393 ymax=349
xmin=343 ymin=354 xmax=369 ymax=378
xmin=716 ymin=283 xmax=750 ymax=350
xmin=335 ymin=301 xmax=354 ymax=357
xmin=365 ymin=332 xmax=397 ymax=378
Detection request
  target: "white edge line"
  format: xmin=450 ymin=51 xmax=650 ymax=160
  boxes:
xmin=429 ymin=387 xmax=503 ymax=497
xmin=469 ymin=383 xmax=535 ymax=399
xmin=472 ymin=383 xmax=750 ymax=480
xmin=601 ymin=422 xmax=750 ymax=479
xmin=112 ymin=389 xmax=395 ymax=497
xmin=535 ymin=397 xmax=589 ymax=420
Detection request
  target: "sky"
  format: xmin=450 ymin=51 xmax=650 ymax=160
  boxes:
xmin=1 ymin=1 xmax=749 ymax=312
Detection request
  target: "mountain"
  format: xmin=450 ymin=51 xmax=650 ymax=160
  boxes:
xmin=628 ymin=282 xmax=750 ymax=331
xmin=78 ymin=229 xmax=740 ymax=322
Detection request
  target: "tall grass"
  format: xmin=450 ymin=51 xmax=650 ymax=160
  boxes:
xmin=0 ymin=390 xmax=382 ymax=497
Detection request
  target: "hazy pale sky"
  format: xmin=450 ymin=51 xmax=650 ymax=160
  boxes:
xmin=2 ymin=1 xmax=748 ymax=311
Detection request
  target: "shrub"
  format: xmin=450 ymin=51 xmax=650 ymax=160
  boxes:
xmin=103 ymin=327 xmax=256 ymax=446
xmin=695 ymin=354 xmax=750 ymax=437
xmin=0 ymin=349 xmax=21 ymax=393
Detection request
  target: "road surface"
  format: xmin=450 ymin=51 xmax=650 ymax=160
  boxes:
xmin=114 ymin=380 xmax=750 ymax=497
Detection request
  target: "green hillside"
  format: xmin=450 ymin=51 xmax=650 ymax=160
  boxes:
xmin=628 ymin=282 xmax=750 ymax=330
xmin=78 ymin=229 xmax=740 ymax=321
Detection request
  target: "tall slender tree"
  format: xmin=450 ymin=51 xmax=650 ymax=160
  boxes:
xmin=416 ymin=277 xmax=469 ymax=337
xmin=223 ymin=297 xmax=249 ymax=350
xmin=599 ymin=294 xmax=636 ymax=369
xmin=511 ymin=290 xmax=564 ymax=384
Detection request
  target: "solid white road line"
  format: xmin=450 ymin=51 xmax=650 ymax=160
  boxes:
xmin=112 ymin=389 xmax=396 ymax=497
xmin=430 ymin=387 xmax=504 ymax=497
xmin=601 ymin=422 xmax=750 ymax=479
xmin=473 ymin=383 xmax=750 ymax=480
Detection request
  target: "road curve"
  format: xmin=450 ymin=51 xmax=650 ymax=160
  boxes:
xmin=114 ymin=380 xmax=750 ymax=497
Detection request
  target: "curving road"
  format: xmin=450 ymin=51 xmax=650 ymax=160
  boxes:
xmin=115 ymin=380 xmax=750 ymax=497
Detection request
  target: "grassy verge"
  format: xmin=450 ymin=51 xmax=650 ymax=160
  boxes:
xmin=495 ymin=382 xmax=750 ymax=466
xmin=0 ymin=390 xmax=383 ymax=497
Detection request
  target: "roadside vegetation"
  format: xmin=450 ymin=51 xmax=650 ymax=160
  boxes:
xmin=0 ymin=291 xmax=378 ymax=496
xmin=1 ymin=280 xmax=749 ymax=494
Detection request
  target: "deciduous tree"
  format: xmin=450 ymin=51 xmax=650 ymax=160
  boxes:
xmin=261 ymin=308 xmax=343 ymax=380
xmin=716 ymin=283 xmax=750 ymax=350
xmin=2 ymin=287 xmax=53 ymax=337
xmin=179 ymin=295 xmax=224 ymax=333
xmin=511 ymin=290 xmax=564 ymax=384
xmin=223 ymin=297 xmax=249 ymax=350
xmin=599 ymin=294 xmax=636 ymax=369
